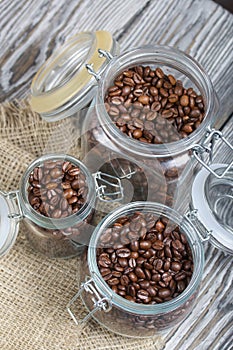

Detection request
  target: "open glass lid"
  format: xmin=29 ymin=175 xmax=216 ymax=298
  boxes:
xmin=192 ymin=163 xmax=233 ymax=254
xmin=30 ymin=31 xmax=119 ymax=121
xmin=0 ymin=191 xmax=20 ymax=257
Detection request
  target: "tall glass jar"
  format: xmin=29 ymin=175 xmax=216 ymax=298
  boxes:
xmin=30 ymin=32 xmax=220 ymax=212
xmin=82 ymin=45 xmax=219 ymax=213
xmin=0 ymin=154 xmax=96 ymax=259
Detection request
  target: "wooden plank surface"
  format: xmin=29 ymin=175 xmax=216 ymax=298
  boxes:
xmin=0 ymin=0 xmax=232 ymax=349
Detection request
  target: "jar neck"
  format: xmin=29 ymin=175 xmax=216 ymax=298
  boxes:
xmin=88 ymin=201 xmax=204 ymax=315
xmin=19 ymin=154 xmax=96 ymax=230
xmin=97 ymin=45 xmax=219 ymax=157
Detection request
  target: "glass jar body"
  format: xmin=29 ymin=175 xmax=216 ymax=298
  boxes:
xmin=19 ymin=154 xmax=96 ymax=259
xmin=22 ymin=211 xmax=94 ymax=259
xmin=76 ymin=202 xmax=204 ymax=337
xmin=82 ymin=45 xmax=218 ymax=212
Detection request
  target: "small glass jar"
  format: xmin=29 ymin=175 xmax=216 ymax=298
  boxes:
xmin=0 ymin=154 xmax=96 ymax=259
xmin=67 ymin=162 xmax=233 ymax=337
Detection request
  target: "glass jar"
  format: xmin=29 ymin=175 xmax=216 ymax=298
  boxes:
xmin=67 ymin=161 xmax=233 ymax=337
xmin=81 ymin=45 xmax=219 ymax=212
xmin=30 ymin=31 xmax=220 ymax=212
xmin=0 ymin=154 xmax=96 ymax=259
xmin=67 ymin=201 xmax=202 ymax=338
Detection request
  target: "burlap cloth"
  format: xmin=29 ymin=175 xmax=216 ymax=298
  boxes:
xmin=0 ymin=100 xmax=165 ymax=350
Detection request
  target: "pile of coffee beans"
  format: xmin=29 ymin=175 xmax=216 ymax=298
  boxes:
xmin=105 ymin=66 xmax=205 ymax=143
xmin=97 ymin=211 xmax=193 ymax=304
xmin=28 ymin=160 xmax=88 ymax=218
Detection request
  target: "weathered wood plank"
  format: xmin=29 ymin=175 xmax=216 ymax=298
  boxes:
xmin=0 ymin=0 xmax=149 ymax=101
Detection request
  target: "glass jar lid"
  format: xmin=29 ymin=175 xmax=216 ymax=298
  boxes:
xmin=192 ymin=163 xmax=233 ymax=254
xmin=30 ymin=31 xmax=118 ymax=121
xmin=0 ymin=192 xmax=20 ymax=257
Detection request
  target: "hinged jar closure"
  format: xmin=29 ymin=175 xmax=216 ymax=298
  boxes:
xmin=30 ymin=31 xmax=119 ymax=121
xmin=191 ymin=163 xmax=233 ymax=255
xmin=0 ymin=191 xmax=21 ymax=257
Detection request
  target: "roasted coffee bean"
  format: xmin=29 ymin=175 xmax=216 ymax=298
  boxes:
xmin=129 ymin=272 xmax=138 ymax=282
xmin=171 ymin=261 xmax=182 ymax=272
xmin=28 ymin=160 xmax=88 ymax=219
xmin=116 ymin=248 xmax=131 ymax=258
xmin=168 ymin=74 xmax=176 ymax=86
xmin=130 ymin=241 xmax=139 ymax=252
xmin=139 ymin=240 xmax=152 ymax=250
xmin=158 ymin=288 xmax=171 ymax=299
xmin=97 ymin=212 xmax=193 ymax=305
xmin=118 ymin=257 xmax=128 ymax=267
xmin=152 ymin=240 xmax=164 ymax=250
xmin=135 ymin=267 xmax=146 ymax=279
xmin=172 ymin=239 xmax=184 ymax=251
xmin=137 ymin=289 xmax=149 ymax=300
xmin=177 ymin=280 xmax=186 ymax=293
xmin=133 ymin=129 xmax=143 ymax=139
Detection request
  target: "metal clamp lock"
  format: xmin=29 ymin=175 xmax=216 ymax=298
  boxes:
xmin=109 ymin=158 xmax=137 ymax=180
xmin=85 ymin=63 xmax=101 ymax=81
xmin=86 ymin=49 xmax=113 ymax=81
xmin=0 ymin=190 xmax=23 ymax=220
xmin=192 ymin=128 xmax=233 ymax=179
xmin=98 ymin=49 xmax=113 ymax=61
xmin=93 ymin=171 xmax=124 ymax=202
xmin=185 ymin=209 xmax=211 ymax=243
xmin=67 ymin=277 xmax=112 ymax=326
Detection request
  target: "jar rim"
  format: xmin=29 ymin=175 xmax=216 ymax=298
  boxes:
xmin=19 ymin=154 xmax=96 ymax=230
xmin=97 ymin=45 xmax=219 ymax=157
xmin=88 ymin=201 xmax=204 ymax=315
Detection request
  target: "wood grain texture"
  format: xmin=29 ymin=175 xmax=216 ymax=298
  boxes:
xmin=0 ymin=0 xmax=232 ymax=349
xmin=0 ymin=0 xmax=149 ymax=101
xmin=163 ymin=117 xmax=233 ymax=350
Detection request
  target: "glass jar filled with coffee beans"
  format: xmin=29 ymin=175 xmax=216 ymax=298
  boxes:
xmin=67 ymin=191 xmax=233 ymax=337
xmin=30 ymin=31 xmax=220 ymax=211
xmin=67 ymin=202 xmax=202 ymax=337
xmin=82 ymin=45 xmax=220 ymax=212
xmin=0 ymin=154 xmax=96 ymax=259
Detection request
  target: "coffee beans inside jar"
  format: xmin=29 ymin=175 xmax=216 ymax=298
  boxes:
xmin=105 ymin=66 xmax=205 ymax=143
xmin=97 ymin=211 xmax=193 ymax=304
xmin=28 ymin=160 xmax=88 ymax=219
xmin=23 ymin=157 xmax=95 ymax=258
